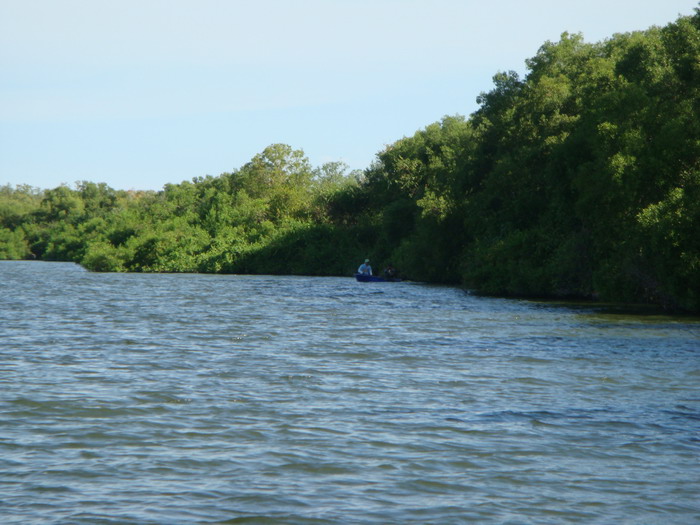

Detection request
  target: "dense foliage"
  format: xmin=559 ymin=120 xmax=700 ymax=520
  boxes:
xmin=2 ymin=11 xmax=699 ymax=311
xmin=1 ymin=145 xmax=366 ymax=275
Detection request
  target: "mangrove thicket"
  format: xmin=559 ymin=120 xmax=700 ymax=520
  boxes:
xmin=2 ymin=10 xmax=699 ymax=312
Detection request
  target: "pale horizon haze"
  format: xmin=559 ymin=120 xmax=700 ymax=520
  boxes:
xmin=1 ymin=0 xmax=698 ymax=191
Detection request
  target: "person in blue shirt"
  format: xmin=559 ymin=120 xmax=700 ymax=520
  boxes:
xmin=357 ymin=259 xmax=372 ymax=275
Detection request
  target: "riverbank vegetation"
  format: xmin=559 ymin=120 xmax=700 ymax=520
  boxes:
xmin=2 ymin=10 xmax=699 ymax=312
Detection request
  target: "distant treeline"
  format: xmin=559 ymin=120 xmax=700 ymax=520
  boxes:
xmin=2 ymin=11 xmax=699 ymax=312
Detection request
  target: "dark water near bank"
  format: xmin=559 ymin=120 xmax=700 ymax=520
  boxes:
xmin=1 ymin=261 xmax=698 ymax=524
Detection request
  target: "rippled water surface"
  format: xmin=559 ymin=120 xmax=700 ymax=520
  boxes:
xmin=1 ymin=261 xmax=699 ymax=523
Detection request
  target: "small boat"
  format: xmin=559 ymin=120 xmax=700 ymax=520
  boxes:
xmin=355 ymin=273 xmax=401 ymax=282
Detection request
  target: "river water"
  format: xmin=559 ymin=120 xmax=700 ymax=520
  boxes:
xmin=1 ymin=261 xmax=698 ymax=524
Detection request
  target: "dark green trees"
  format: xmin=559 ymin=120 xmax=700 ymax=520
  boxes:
xmin=350 ymin=11 xmax=700 ymax=310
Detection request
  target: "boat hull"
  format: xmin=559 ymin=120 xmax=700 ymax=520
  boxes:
xmin=355 ymin=273 xmax=401 ymax=282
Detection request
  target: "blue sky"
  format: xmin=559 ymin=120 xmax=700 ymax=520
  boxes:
xmin=1 ymin=0 xmax=697 ymax=191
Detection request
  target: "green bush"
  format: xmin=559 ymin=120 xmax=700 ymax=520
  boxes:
xmin=0 ymin=227 xmax=30 ymax=259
